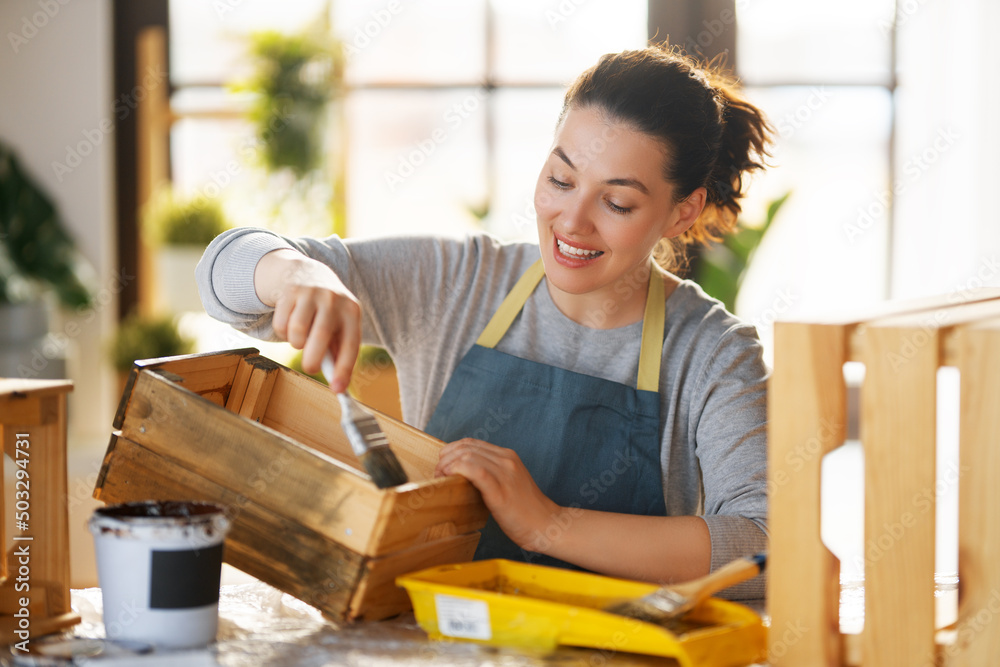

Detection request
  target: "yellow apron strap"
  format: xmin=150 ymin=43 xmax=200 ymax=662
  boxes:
xmin=636 ymin=264 xmax=665 ymax=392
xmin=477 ymin=257 xmax=664 ymax=393
xmin=476 ymin=259 xmax=546 ymax=349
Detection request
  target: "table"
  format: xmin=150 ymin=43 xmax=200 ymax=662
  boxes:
xmin=48 ymin=582 xmax=763 ymax=666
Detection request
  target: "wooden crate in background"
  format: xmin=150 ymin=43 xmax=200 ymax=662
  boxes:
xmin=768 ymin=288 xmax=1000 ymax=666
xmin=0 ymin=380 xmax=80 ymax=643
xmin=94 ymin=348 xmax=488 ymax=622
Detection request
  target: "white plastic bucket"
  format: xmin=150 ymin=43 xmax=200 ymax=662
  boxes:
xmin=88 ymin=501 xmax=231 ymax=649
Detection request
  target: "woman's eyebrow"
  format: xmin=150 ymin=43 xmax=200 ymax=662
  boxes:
xmin=553 ymin=146 xmax=575 ymax=169
xmin=552 ymin=146 xmax=650 ymax=195
xmin=604 ymin=177 xmax=649 ymax=195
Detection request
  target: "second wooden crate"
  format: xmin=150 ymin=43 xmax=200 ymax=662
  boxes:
xmin=94 ymin=348 xmax=489 ymax=622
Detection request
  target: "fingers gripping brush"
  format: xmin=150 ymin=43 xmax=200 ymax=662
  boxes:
xmin=322 ymin=353 xmax=409 ymax=489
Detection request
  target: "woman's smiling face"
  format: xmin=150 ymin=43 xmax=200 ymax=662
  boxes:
xmin=534 ymin=105 xmax=700 ymax=324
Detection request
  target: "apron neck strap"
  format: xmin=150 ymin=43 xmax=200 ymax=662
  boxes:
xmin=475 ymin=258 xmax=665 ymax=392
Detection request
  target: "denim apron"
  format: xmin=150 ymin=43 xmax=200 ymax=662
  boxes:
xmin=424 ymin=259 xmax=667 ymax=569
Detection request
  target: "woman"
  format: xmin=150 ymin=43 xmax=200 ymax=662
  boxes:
xmin=197 ymin=45 xmax=771 ymax=601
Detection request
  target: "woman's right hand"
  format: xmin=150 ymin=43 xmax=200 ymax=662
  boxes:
xmin=253 ymin=249 xmax=361 ymax=393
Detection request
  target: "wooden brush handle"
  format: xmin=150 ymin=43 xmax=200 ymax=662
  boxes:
xmin=670 ymin=552 xmax=767 ymax=604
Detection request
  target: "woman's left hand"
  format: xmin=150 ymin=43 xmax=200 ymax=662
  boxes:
xmin=435 ymin=438 xmax=559 ymax=551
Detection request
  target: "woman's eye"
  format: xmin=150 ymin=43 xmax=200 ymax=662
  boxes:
xmin=547 ymin=176 xmax=571 ymax=189
xmin=607 ymin=200 xmax=632 ymax=215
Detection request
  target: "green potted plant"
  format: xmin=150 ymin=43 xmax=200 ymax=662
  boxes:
xmin=107 ymin=311 xmax=194 ymax=393
xmin=694 ymin=191 xmax=791 ymax=312
xmin=0 ymin=141 xmax=94 ymax=379
xmin=238 ymin=29 xmax=338 ymax=177
xmin=143 ymin=186 xmax=230 ymax=312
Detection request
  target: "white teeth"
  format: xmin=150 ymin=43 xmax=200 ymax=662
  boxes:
xmin=557 ymin=239 xmax=603 ymax=258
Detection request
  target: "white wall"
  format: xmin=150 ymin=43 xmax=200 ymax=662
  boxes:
xmin=0 ymin=0 xmax=115 ymax=443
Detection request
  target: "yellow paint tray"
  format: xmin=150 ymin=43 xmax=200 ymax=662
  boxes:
xmin=397 ymin=559 xmax=766 ymax=666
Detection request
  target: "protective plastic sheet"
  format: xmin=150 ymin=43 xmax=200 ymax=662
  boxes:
xmin=51 ymin=582 xmax=690 ymax=666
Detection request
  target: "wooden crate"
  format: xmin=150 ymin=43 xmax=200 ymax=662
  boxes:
xmin=768 ymin=288 xmax=1000 ymax=666
xmin=94 ymin=349 xmax=489 ymax=622
xmin=0 ymin=380 xmax=81 ymax=643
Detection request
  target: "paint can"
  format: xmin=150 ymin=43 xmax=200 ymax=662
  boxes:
xmin=88 ymin=501 xmax=230 ymax=649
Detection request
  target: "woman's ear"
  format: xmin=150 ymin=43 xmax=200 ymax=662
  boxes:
xmin=663 ymin=187 xmax=707 ymax=239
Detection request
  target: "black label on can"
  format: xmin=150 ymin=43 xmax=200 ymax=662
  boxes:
xmin=148 ymin=544 xmax=224 ymax=609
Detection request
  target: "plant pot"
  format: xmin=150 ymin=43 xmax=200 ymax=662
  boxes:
xmin=0 ymin=301 xmax=66 ymax=379
xmin=157 ymin=246 xmax=205 ymax=313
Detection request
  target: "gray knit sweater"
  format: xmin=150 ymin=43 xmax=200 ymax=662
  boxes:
xmin=196 ymin=228 xmax=769 ymax=600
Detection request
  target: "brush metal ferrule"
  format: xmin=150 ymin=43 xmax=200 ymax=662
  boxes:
xmin=337 ymin=393 xmax=389 ymax=457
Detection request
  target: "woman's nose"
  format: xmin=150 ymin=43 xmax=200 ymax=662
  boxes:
xmin=558 ymin=196 xmax=594 ymax=235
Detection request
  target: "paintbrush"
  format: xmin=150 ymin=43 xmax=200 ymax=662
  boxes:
xmin=322 ymin=353 xmax=409 ymax=489
xmin=603 ymin=552 xmax=766 ymax=624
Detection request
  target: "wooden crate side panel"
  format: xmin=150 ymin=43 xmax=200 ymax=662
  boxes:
xmin=949 ymin=325 xmax=1000 ymax=666
xmin=2 ymin=394 xmax=72 ymax=617
xmin=260 ymin=369 xmax=359 ymax=470
xmin=861 ymin=326 xmax=938 ymax=667
xmin=96 ymin=434 xmax=366 ymax=619
xmin=114 ymin=348 xmax=256 ymax=428
xmin=118 ymin=370 xmax=387 ymax=556
xmin=348 ymin=532 xmax=481 ymax=622
xmin=370 ymin=479 xmax=489 ymax=556
xmin=261 ymin=369 xmax=448 ymax=481
xmin=768 ymin=321 xmax=845 ymax=667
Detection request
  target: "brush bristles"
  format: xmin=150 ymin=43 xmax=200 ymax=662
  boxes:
xmin=604 ymin=589 xmax=690 ymax=623
xmin=361 ymin=446 xmax=409 ymax=489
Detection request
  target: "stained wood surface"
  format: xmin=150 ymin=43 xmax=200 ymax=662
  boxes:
xmin=96 ymin=434 xmax=366 ymax=619
xmin=347 ymin=532 xmax=480 ymax=622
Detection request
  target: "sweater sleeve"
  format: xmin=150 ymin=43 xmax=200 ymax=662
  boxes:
xmin=692 ymin=323 xmax=769 ymax=601
xmin=196 ymin=226 xmax=483 ymax=351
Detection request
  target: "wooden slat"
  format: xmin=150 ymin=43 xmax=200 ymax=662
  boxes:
xmin=95 ymin=434 xmax=367 ymax=620
xmin=861 ymin=325 xmax=937 ymax=666
xmin=369 ymin=480 xmax=488 ymax=556
xmin=948 ymin=322 xmax=1000 ymax=666
xmin=348 ymin=532 xmax=480 ymax=622
xmin=849 ymin=297 xmax=1000 ymax=365
xmin=118 ymin=369 xmax=389 ymax=555
xmin=794 ymin=286 xmax=1000 ymax=327
xmin=768 ymin=321 xmax=846 ymax=667
xmin=224 ymin=357 xmax=255 ymax=413
xmin=237 ymin=356 xmax=281 ymax=422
